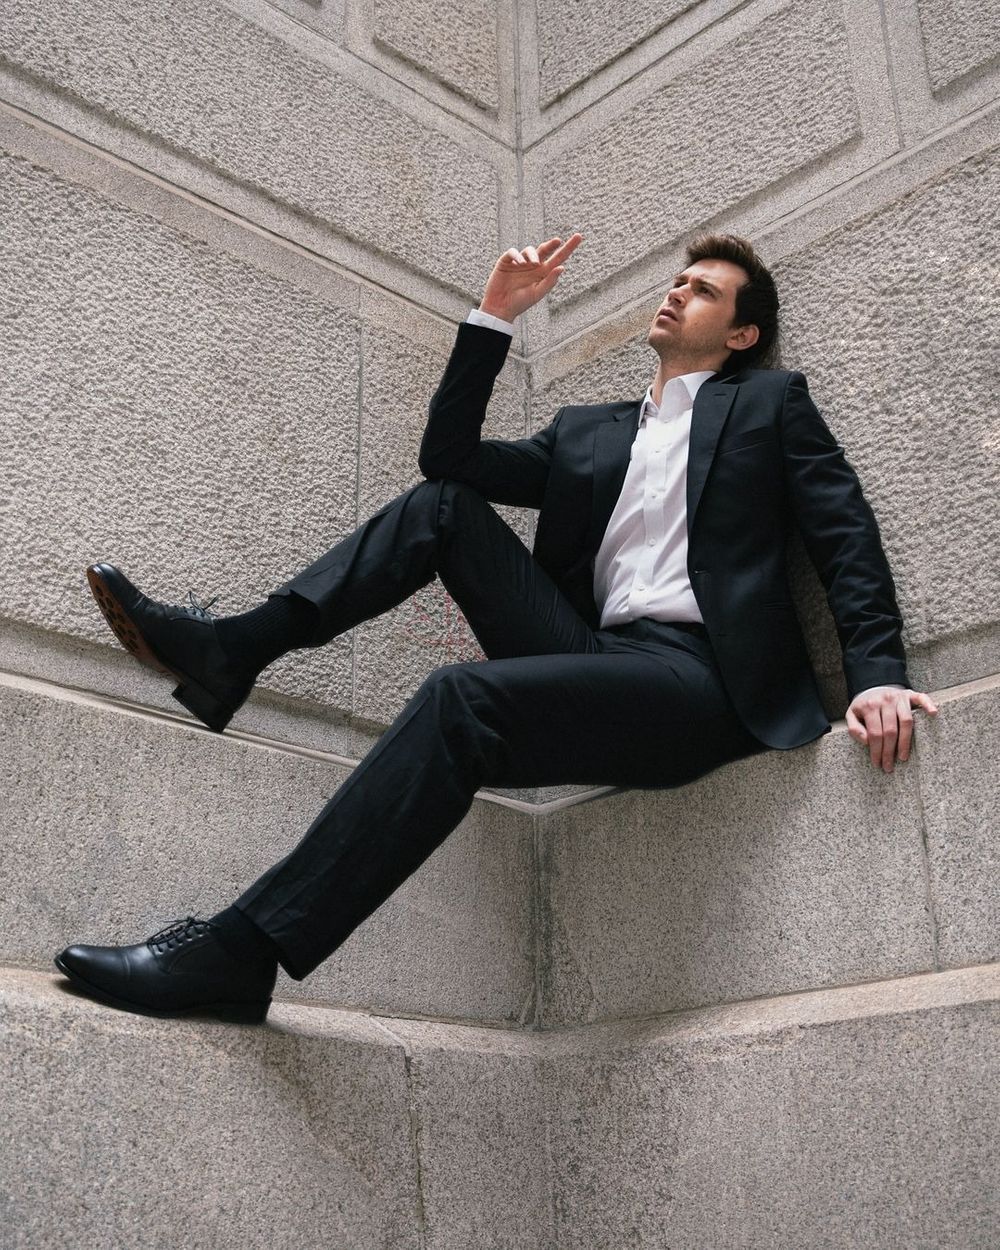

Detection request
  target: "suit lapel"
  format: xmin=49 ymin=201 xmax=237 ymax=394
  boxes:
xmin=586 ymin=380 xmax=740 ymax=553
xmin=588 ymin=402 xmax=641 ymax=552
xmin=686 ymin=381 xmax=739 ymax=535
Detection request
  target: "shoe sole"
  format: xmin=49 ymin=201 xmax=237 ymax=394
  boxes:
xmin=86 ymin=564 xmax=235 ymax=733
xmin=53 ymin=954 xmax=270 ymax=1024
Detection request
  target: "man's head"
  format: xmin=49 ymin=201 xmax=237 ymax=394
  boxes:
xmin=647 ymin=233 xmax=780 ymax=374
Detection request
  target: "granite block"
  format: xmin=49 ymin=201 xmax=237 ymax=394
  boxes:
xmin=777 ymin=141 xmax=1000 ymax=663
xmin=0 ymin=679 xmax=537 ymax=1025
xmin=0 ymin=968 xmax=421 ymax=1250
xmin=917 ymin=0 xmax=1000 ymax=93
xmin=533 ymin=0 xmax=697 ymax=107
xmin=379 ymin=1017 xmax=553 ymax=1248
xmin=0 ymin=0 xmax=500 ymax=294
xmin=0 ymin=148 xmax=358 ymax=715
xmin=373 ymin=0 xmax=501 ymax=111
xmin=537 ymin=0 xmax=860 ymax=309
xmin=546 ymin=967 xmax=1000 ymax=1248
xmin=919 ymin=681 xmax=1000 ymax=968
xmin=537 ymin=724 xmax=935 ymax=1025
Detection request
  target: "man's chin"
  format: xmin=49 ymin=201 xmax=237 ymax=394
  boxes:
xmin=647 ymin=326 xmax=678 ymax=355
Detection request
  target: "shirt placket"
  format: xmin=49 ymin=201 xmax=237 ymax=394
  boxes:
xmin=631 ymin=410 xmax=671 ymax=614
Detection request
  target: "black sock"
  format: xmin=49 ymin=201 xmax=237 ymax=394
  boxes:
xmin=214 ymin=592 xmax=318 ymax=675
xmin=210 ymin=904 xmax=282 ymax=968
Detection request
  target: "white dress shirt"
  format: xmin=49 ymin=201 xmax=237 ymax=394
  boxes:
xmin=593 ymin=373 xmax=715 ymax=627
xmin=466 ymin=309 xmax=711 ymax=626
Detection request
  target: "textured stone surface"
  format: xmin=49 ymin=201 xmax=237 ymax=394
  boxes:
xmin=268 ymin=0 xmax=346 ymax=45
xmin=0 ymin=679 xmax=538 ymax=1024
xmin=917 ymin=0 xmax=1000 ymax=93
xmin=0 ymin=149 xmax=358 ymax=713
xmin=353 ymin=306 xmax=531 ymax=725
xmin=373 ymin=0 xmax=501 ymax=111
xmin=539 ymin=0 xmax=860 ymax=307
xmin=777 ymin=142 xmax=1000 ymax=668
xmin=920 ymin=683 xmax=1000 ymax=969
xmin=0 ymin=969 xmax=421 ymax=1250
xmin=0 ymin=0 xmax=500 ymax=294
xmin=381 ymin=1017 xmax=554 ymax=1248
xmin=5 ymin=964 xmax=998 ymax=1249
xmin=534 ymin=0 xmax=695 ymax=106
xmin=537 ymin=725 xmax=935 ymax=1026
xmin=546 ymin=971 xmax=1000 ymax=1248
xmin=531 ymin=327 xmax=655 ymax=416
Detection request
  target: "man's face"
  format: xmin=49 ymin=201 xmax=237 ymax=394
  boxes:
xmin=647 ymin=258 xmax=756 ymax=364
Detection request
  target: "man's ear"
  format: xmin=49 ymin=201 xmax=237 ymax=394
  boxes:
xmin=727 ymin=323 xmax=760 ymax=352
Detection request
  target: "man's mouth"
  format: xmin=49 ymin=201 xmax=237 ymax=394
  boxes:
xmin=657 ymin=309 xmax=678 ymax=322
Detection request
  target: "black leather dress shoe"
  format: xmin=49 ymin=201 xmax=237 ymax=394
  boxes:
xmin=54 ymin=917 xmax=277 ymax=1023
xmin=86 ymin=563 xmax=253 ymax=732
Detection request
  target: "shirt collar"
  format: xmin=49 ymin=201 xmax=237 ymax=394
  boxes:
xmin=640 ymin=370 xmax=716 ymax=421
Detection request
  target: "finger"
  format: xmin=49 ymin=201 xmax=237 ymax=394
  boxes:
xmin=845 ymin=706 xmax=867 ymax=744
xmin=548 ymin=232 xmax=584 ymax=266
xmin=865 ymin=713 xmax=882 ymax=771
xmin=897 ymin=700 xmax=914 ymax=762
xmin=536 ymin=237 xmax=564 ymax=260
xmin=498 ymin=248 xmax=525 ymax=269
xmin=522 ymin=246 xmax=540 ymax=265
xmin=879 ymin=703 xmax=898 ymax=772
xmin=535 ymin=266 xmax=565 ymax=296
xmin=912 ymin=692 xmax=939 ymax=716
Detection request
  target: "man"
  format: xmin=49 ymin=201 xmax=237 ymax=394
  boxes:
xmin=55 ymin=232 xmax=938 ymax=1023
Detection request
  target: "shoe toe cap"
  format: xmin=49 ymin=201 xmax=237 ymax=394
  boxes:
xmin=55 ymin=942 xmax=134 ymax=990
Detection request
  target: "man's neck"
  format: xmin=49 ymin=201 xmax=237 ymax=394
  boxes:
xmin=650 ymin=358 xmax=721 ymax=407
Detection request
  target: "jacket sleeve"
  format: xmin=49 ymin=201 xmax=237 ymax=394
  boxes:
xmin=779 ymin=370 xmax=910 ymax=699
xmin=418 ymin=321 xmax=557 ymax=509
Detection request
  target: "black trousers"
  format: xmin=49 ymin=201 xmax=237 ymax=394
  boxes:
xmin=236 ymin=480 xmax=768 ymax=979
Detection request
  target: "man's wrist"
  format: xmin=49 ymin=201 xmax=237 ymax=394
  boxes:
xmin=853 ymin=683 xmax=908 ymax=700
xmin=466 ymin=308 xmax=516 ymax=336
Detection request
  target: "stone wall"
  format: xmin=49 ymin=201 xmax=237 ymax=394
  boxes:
xmin=2 ymin=0 xmax=997 ymax=749
xmin=2 ymin=3 xmax=999 ymax=1245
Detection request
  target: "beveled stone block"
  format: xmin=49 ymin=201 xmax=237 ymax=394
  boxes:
xmin=0 ymin=679 xmax=538 ymax=1025
xmin=0 ymin=0 xmax=501 ymax=294
xmin=537 ymin=725 xmax=935 ymax=1025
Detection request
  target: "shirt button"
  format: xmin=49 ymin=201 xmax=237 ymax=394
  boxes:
xmin=647 ymin=539 xmax=655 ymax=547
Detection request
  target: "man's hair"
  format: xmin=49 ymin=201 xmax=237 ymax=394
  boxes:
xmin=684 ymin=232 xmax=780 ymax=371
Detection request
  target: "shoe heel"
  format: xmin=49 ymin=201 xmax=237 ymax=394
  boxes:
xmin=172 ymin=679 xmax=233 ymax=733
xmin=216 ymin=998 xmax=271 ymax=1024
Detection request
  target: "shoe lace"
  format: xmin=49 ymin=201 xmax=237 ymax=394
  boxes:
xmin=185 ymin=591 xmax=219 ymax=619
xmin=147 ymin=916 xmax=212 ymax=953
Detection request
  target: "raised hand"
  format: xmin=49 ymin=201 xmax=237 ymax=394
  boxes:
xmin=478 ymin=234 xmax=584 ymax=322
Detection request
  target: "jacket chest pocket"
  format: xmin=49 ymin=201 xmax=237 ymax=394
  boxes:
xmin=716 ymin=425 xmax=776 ymax=455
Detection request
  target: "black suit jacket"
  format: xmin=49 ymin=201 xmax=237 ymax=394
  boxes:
xmin=419 ymin=322 xmax=909 ymax=749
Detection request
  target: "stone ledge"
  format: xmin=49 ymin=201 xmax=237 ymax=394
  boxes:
xmin=4 ymin=962 xmax=998 ymax=1249
xmin=535 ymin=679 xmax=1000 ymax=1025
xmin=4 ymin=666 xmax=998 ymax=1030
xmin=0 ymin=676 xmax=538 ymax=1026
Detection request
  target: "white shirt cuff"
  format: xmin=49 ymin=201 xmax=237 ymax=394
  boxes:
xmin=466 ymin=308 xmax=515 ymax=336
